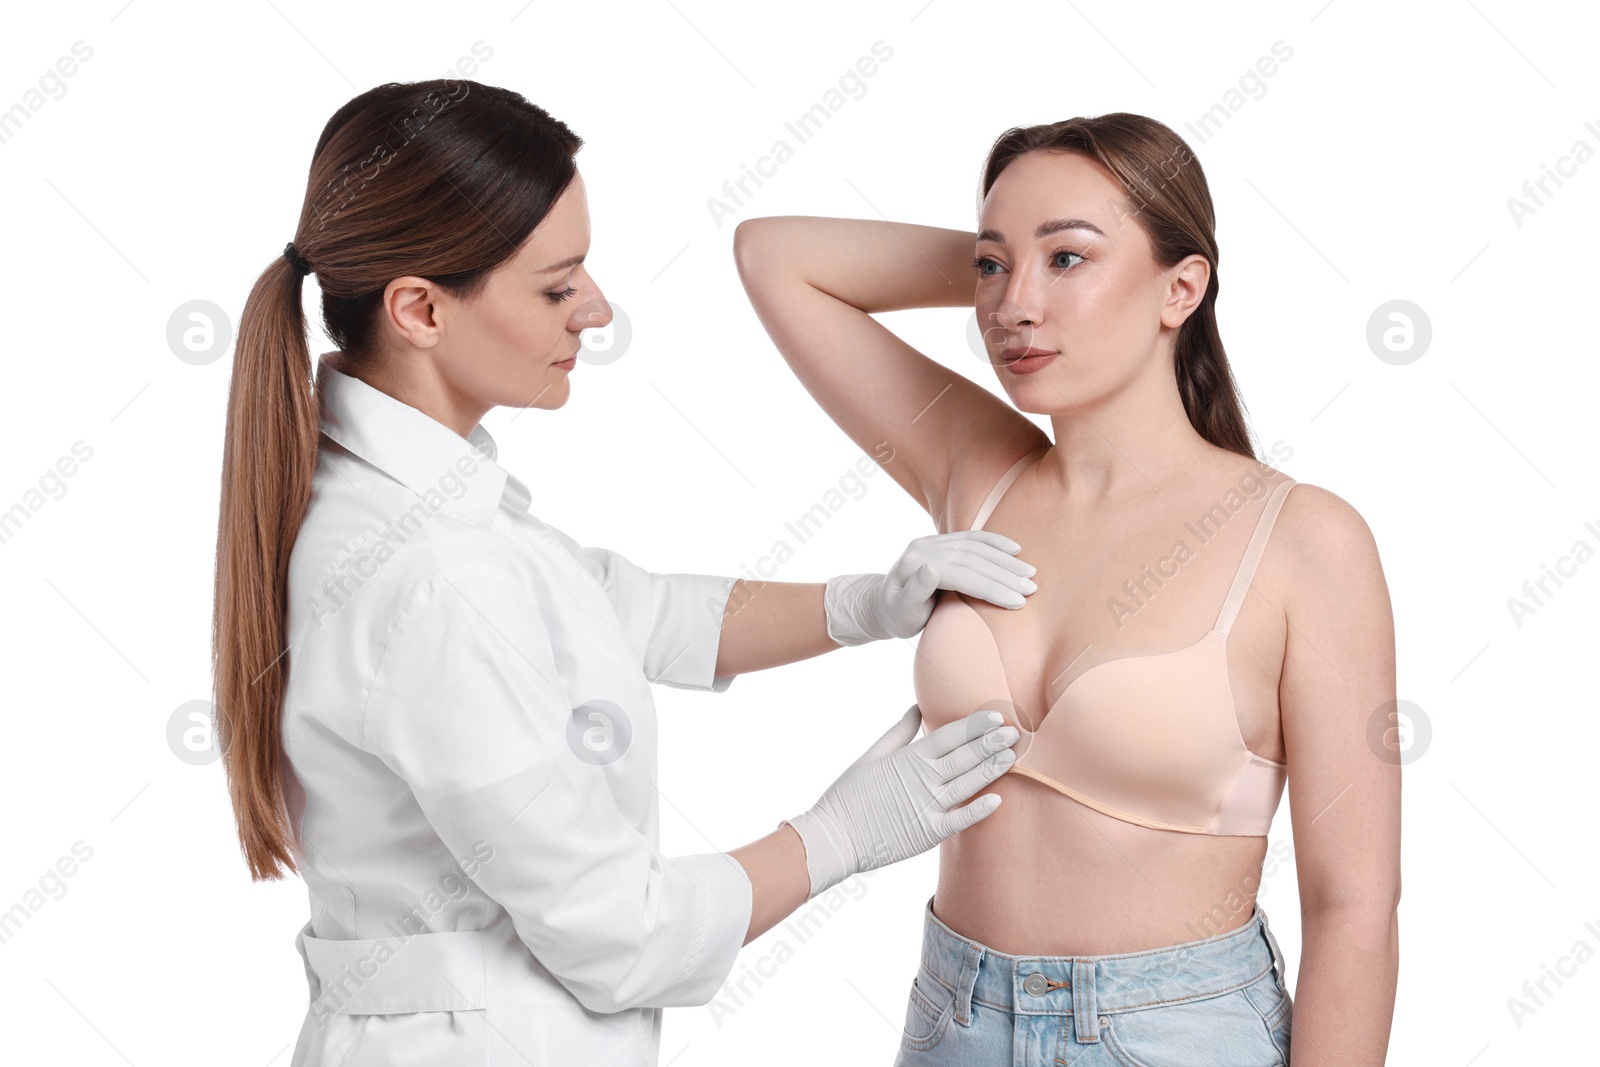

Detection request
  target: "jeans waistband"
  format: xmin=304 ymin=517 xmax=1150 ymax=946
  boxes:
xmin=914 ymin=896 xmax=1289 ymax=1043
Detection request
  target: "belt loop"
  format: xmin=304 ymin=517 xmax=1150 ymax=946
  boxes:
xmin=952 ymin=939 xmax=983 ymax=1027
xmin=1071 ymin=958 xmax=1099 ymax=1042
xmin=1257 ymin=904 xmax=1289 ymax=991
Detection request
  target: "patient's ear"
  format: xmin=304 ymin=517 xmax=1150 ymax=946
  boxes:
xmin=1159 ymin=254 xmax=1210 ymax=330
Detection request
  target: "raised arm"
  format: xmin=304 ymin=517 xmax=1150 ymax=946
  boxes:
xmin=733 ymin=216 xmax=1047 ymax=530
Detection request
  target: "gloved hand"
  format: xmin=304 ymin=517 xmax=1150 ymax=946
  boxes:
xmin=782 ymin=705 xmax=1019 ymax=898
xmin=823 ymin=531 xmax=1038 ymax=646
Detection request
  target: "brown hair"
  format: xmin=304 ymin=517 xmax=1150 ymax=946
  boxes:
xmin=214 ymin=79 xmax=582 ymax=880
xmin=979 ymin=113 xmax=1253 ymax=458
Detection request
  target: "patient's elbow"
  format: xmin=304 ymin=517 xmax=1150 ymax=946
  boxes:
xmin=732 ymin=217 xmax=784 ymax=286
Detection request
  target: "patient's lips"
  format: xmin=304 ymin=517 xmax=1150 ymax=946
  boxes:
xmin=1000 ymin=346 xmax=1058 ymax=375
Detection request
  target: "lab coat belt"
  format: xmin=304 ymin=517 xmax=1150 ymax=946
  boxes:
xmin=295 ymin=921 xmax=488 ymax=1016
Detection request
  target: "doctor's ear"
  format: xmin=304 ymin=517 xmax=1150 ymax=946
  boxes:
xmin=381 ymin=276 xmax=449 ymax=349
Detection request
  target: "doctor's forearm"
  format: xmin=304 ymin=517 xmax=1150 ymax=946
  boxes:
xmin=713 ymin=579 xmax=839 ymax=676
xmin=728 ymin=822 xmax=811 ymax=943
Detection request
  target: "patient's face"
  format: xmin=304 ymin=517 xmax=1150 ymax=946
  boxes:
xmin=973 ymin=150 xmax=1178 ymax=414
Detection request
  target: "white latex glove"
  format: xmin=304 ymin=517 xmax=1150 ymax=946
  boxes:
xmin=782 ymin=706 xmax=1019 ymax=898
xmin=823 ymin=531 xmax=1038 ymax=646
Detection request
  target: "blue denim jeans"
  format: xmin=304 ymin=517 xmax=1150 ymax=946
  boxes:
xmin=893 ymin=896 xmax=1292 ymax=1065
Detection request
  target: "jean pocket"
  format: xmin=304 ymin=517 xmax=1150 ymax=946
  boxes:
xmin=1242 ymin=970 xmax=1293 ymax=1060
xmin=1095 ymin=985 xmax=1288 ymax=1067
xmin=899 ymin=966 xmax=958 ymax=1053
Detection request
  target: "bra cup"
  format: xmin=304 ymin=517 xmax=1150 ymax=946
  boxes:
xmin=913 ymin=592 xmax=1026 ymax=737
xmin=914 ymin=598 xmax=1264 ymax=833
xmin=1019 ymin=633 xmax=1245 ymax=830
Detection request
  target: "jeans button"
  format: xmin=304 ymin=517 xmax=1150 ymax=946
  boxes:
xmin=1023 ymin=972 xmax=1048 ymax=997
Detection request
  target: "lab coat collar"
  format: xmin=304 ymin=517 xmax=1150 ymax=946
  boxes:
xmin=316 ymin=356 xmax=533 ymax=526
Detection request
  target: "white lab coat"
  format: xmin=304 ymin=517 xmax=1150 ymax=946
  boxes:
xmin=280 ymin=361 xmax=753 ymax=1066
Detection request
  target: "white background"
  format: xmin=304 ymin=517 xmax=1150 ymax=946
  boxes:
xmin=1 ymin=0 xmax=1595 ymax=1063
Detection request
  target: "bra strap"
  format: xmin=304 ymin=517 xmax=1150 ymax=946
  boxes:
xmin=970 ymin=446 xmax=1050 ymax=530
xmin=1214 ymin=479 xmax=1298 ymax=637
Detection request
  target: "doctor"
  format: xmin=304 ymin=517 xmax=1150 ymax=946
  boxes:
xmin=212 ymin=80 xmax=1035 ymax=1065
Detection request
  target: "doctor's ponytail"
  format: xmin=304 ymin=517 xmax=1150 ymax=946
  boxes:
xmin=214 ymin=79 xmax=581 ymax=880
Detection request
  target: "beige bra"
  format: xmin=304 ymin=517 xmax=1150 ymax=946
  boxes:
xmin=914 ymin=448 xmax=1295 ymax=836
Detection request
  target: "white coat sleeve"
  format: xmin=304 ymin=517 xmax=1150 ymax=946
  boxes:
xmin=576 ymin=544 xmax=739 ymax=693
xmin=362 ymin=565 xmax=752 ymax=1014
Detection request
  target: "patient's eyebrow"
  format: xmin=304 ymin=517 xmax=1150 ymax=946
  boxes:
xmin=534 ymin=253 xmax=586 ymax=274
xmin=977 ymin=217 xmax=1106 ymax=243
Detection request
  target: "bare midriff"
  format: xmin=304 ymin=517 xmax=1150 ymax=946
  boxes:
xmin=932 ymin=775 xmax=1270 ymax=956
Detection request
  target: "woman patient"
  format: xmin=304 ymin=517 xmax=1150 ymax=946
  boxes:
xmin=735 ymin=114 xmax=1399 ymax=1065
